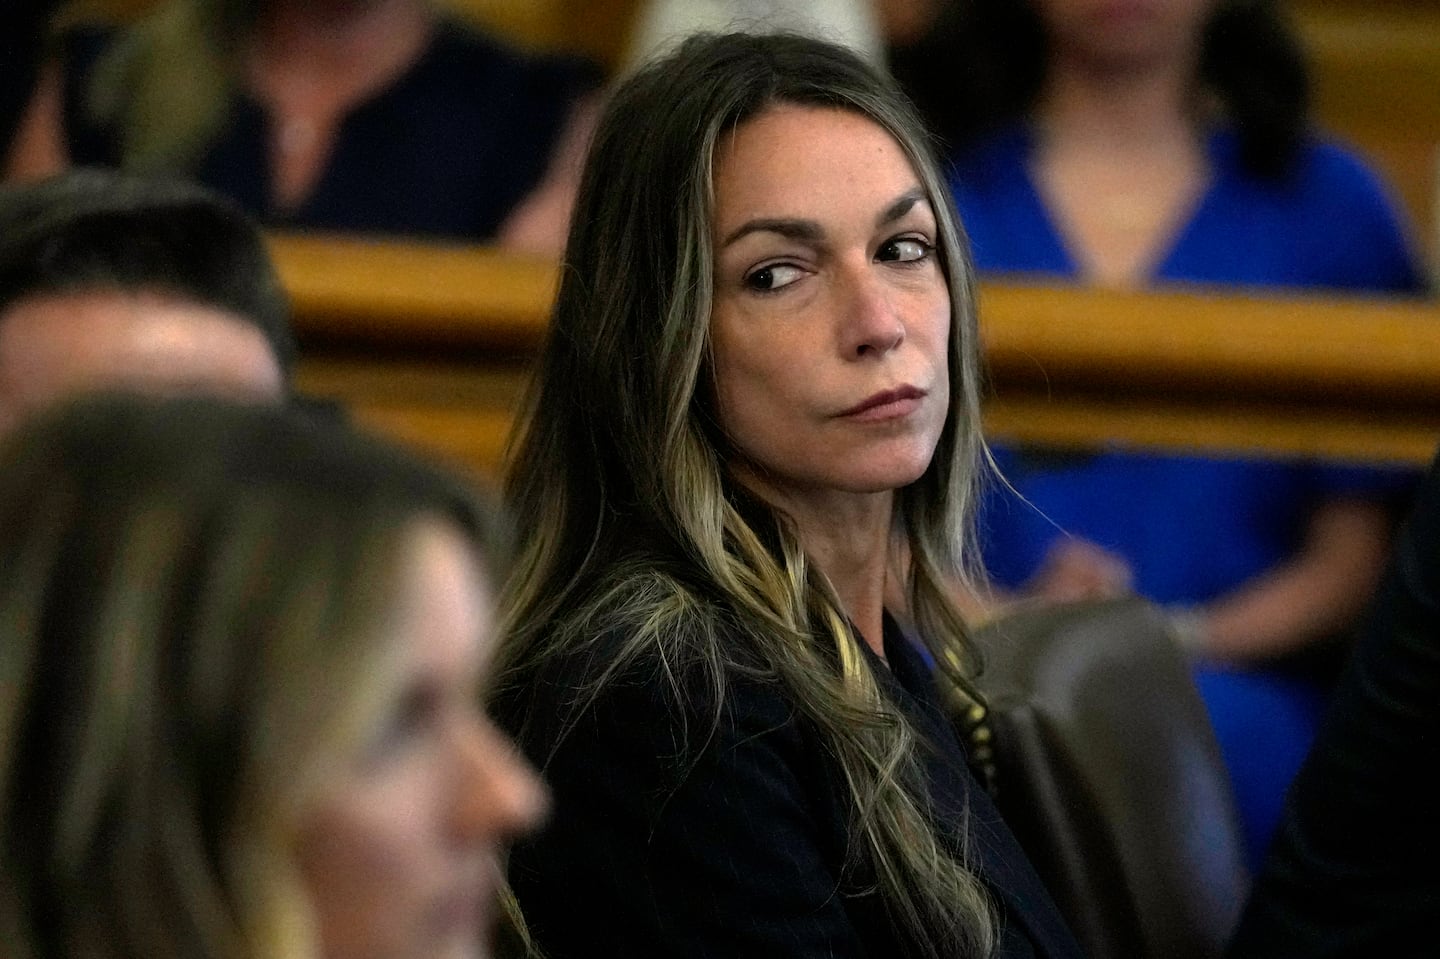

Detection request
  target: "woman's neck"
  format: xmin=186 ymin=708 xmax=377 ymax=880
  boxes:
xmin=1030 ymin=53 xmax=1209 ymax=288
xmin=742 ymin=476 xmax=897 ymax=659
xmin=1039 ymin=50 xmax=1199 ymax=151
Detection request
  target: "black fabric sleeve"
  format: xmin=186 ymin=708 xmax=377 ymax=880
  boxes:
xmin=506 ymin=662 xmax=881 ymax=959
xmin=1226 ymin=449 xmax=1440 ymax=956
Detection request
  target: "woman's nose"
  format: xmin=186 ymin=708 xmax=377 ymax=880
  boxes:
xmin=452 ymin=717 xmax=550 ymax=842
xmin=838 ymin=263 xmax=905 ymax=358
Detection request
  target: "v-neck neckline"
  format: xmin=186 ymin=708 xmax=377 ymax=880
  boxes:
xmin=1013 ymin=124 xmax=1226 ymax=286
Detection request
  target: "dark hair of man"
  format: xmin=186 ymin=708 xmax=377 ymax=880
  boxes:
xmin=0 ymin=169 xmax=296 ymax=377
xmin=888 ymin=0 xmax=1310 ymax=179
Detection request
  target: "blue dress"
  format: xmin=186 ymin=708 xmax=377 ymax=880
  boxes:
xmin=60 ymin=19 xmax=600 ymax=241
xmin=948 ymin=125 xmax=1426 ymax=869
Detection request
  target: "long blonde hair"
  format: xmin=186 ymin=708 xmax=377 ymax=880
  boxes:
xmin=500 ymin=32 xmax=995 ymax=957
xmin=0 ymin=394 xmax=506 ymax=959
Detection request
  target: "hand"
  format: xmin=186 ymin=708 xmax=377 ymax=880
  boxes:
xmin=1025 ymin=538 xmax=1135 ymax=603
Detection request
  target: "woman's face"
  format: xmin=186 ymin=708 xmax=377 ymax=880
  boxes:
xmin=296 ymin=519 xmax=548 ymax=959
xmin=708 ymin=104 xmax=951 ymax=504
xmin=1033 ymin=0 xmax=1215 ymax=71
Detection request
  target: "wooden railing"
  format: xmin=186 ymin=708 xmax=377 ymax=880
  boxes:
xmin=273 ymin=233 xmax=1440 ymax=480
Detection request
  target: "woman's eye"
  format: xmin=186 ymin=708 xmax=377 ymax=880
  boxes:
xmin=366 ymin=684 xmax=440 ymax=762
xmin=744 ymin=263 xmax=805 ymax=292
xmin=878 ymin=237 xmax=933 ymax=263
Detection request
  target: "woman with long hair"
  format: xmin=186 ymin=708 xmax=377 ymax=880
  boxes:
xmin=0 ymin=394 xmax=547 ymax=959
xmin=495 ymin=31 xmax=1080 ymax=959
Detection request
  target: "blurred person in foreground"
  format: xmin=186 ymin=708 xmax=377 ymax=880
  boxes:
xmin=0 ymin=169 xmax=292 ymax=435
xmin=0 ymin=393 xmax=547 ymax=959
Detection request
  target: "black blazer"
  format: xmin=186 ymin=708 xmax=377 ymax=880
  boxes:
xmin=500 ymin=613 xmax=1082 ymax=958
xmin=1226 ymin=450 xmax=1440 ymax=956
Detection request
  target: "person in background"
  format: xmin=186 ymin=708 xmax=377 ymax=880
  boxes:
xmin=7 ymin=0 xmax=602 ymax=253
xmin=0 ymin=393 xmax=548 ymax=959
xmin=890 ymin=0 xmax=1426 ymax=870
xmin=1225 ymin=444 xmax=1440 ymax=957
xmin=625 ymin=0 xmax=884 ymax=65
xmin=494 ymin=31 xmax=1081 ymax=959
xmin=0 ymin=0 xmax=61 ymax=160
xmin=0 ymin=169 xmax=293 ymax=435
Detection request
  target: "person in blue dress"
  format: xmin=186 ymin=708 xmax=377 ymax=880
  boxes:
xmin=892 ymin=0 xmax=1428 ymax=871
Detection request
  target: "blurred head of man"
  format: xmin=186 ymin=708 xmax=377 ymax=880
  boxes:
xmin=0 ymin=170 xmax=294 ymax=435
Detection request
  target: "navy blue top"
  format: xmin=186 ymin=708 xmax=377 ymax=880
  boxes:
xmin=61 ymin=19 xmax=600 ymax=240
xmin=501 ymin=612 xmax=1083 ymax=958
xmin=947 ymin=123 xmax=1427 ymax=870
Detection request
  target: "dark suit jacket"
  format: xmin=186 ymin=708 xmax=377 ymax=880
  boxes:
xmin=500 ymin=612 xmax=1082 ymax=958
xmin=1226 ymin=449 xmax=1440 ymax=956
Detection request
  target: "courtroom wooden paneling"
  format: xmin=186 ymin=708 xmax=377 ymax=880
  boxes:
xmin=978 ymin=282 xmax=1440 ymax=465
xmin=274 ymin=235 xmax=552 ymax=481
xmin=1292 ymin=3 xmax=1440 ymax=265
xmin=274 ymin=236 xmax=1440 ymax=480
xmin=296 ymin=355 xmax=531 ymax=483
xmin=274 ymin=233 xmax=555 ymax=348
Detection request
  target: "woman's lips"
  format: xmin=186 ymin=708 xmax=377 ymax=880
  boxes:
xmin=838 ymin=386 xmax=926 ymax=422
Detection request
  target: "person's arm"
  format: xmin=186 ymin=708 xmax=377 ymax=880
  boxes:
xmin=1183 ymin=497 xmax=1392 ymax=662
xmin=492 ymin=92 xmax=599 ymax=257
xmin=505 ymin=660 xmax=874 ymax=959
xmin=1024 ymin=537 xmax=1135 ymax=604
xmin=3 ymin=58 xmax=66 ymax=180
xmin=947 ymin=538 xmax=1135 ymax=626
xmin=0 ymin=0 xmax=61 ymax=167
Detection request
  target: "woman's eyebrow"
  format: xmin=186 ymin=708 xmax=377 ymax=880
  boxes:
xmin=877 ymin=189 xmax=930 ymax=227
xmin=719 ymin=189 xmax=931 ymax=249
xmin=720 ymin=217 xmax=823 ymax=248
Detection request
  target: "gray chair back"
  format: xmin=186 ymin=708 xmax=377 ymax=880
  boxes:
xmin=964 ymin=597 xmax=1251 ymax=959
